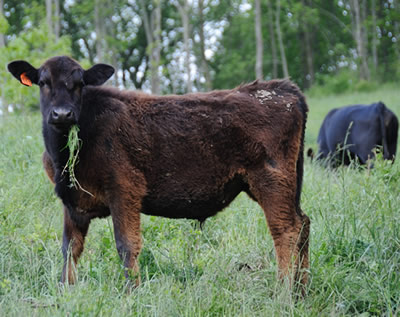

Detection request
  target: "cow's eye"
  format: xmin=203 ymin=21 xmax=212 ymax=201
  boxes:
xmin=39 ymin=81 xmax=51 ymax=89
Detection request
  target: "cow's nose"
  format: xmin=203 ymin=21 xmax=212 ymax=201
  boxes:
xmin=51 ymin=108 xmax=73 ymax=122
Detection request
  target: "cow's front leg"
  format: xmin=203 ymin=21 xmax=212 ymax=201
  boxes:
xmin=110 ymin=199 xmax=142 ymax=288
xmin=61 ymin=206 xmax=89 ymax=284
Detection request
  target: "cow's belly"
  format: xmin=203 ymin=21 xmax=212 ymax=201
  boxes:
xmin=141 ymin=174 xmax=246 ymax=221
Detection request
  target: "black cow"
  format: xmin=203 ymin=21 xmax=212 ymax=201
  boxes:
xmin=315 ymin=102 xmax=398 ymax=166
xmin=8 ymin=56 xmax=310 ymax=290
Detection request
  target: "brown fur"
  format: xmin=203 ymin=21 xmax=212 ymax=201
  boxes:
xmin=9 ymin=56 xmax=310 ymax=291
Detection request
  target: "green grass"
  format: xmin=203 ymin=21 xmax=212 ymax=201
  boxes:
xmin=63 ymin=124 xmax=82 ymax=189
xmin=1 ymin=85 xmax=400 ymax=315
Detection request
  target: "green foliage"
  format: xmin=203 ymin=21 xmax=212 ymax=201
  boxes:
xmin=308 ymin=69 xmax=381 ymax=97
xmin=1 ymin=0 xmax=400 ymax=96
xmin=0 ymin=13 xmax=9 ymax=34
xmin=308 ymin=70 xmax=356 ymax=96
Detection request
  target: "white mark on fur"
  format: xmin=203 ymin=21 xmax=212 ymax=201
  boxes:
xmin=250 ymin=90 xmax=273 ymax=104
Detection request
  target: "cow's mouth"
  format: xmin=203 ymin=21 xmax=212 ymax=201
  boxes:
xmin=48 ymin=119 xmax=76 ymax=133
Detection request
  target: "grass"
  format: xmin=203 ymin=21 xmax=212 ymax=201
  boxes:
xmin=62 ymin=124 xmax=81 ymax=187
xmin=1 ymin=84 xmax=400 ymax=316
xmin=62 ymin=124 xmax=93 ymax=196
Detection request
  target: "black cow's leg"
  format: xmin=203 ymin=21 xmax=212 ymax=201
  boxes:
xmin=61 ymin=206 xmax=89 ymax=284
xmin=110 ymin=198 xmax=142 ymax=288
xmin=247 ymin=166 xmax=310 ymax=288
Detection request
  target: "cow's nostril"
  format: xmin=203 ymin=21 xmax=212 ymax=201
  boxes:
xmin=65 ymin=110 xmax=72 ymax=118
xmin=52 ymin=109 xmax=60 ymax=119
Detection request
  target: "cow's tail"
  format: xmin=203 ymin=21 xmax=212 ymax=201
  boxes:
xmin=293 ymin=86 xmax=309 ymax=214
xmin=378 ymin=102 xmax=390 ymax=159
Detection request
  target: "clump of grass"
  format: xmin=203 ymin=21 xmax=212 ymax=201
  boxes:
xmin=62 ymin=125 xmax=93 ymax=196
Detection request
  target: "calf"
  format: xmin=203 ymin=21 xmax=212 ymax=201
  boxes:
xmin=316 ymin=102 xmax=398 ymax=166
xmin=8 ymin=56 xmax=310 ymax=288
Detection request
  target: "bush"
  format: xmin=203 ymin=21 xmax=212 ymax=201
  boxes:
xmin=308 ymin=70 xmax=380 ymax=96
xmin=308 ymin=70 xmax=356 ymax=96
xmin=354 ymin=80 xmax=378 ymax=92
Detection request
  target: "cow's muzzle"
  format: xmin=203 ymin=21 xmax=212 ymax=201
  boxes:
xmin=48 ymin=107 xmax=77 ymax=131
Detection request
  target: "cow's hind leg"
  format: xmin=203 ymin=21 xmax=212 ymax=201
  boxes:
xmin=61 ymin=206 xmax=89 ymax=284
xmin=247 ymin=166 xmax=310 ymax=288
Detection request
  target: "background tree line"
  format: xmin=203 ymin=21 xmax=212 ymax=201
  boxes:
xmin=0 ymin=0 xmax=399 ymax=113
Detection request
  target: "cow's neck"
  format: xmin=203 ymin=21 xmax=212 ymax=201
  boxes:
xmin=43 ymin=124 xmax=71 ymax=168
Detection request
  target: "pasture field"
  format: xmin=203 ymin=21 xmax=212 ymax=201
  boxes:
xmin=1 ymin=85 xmax=400 ymax=316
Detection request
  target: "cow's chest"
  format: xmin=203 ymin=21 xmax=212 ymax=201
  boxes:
xmin=56 ymin=173 xmax=110 ymax=220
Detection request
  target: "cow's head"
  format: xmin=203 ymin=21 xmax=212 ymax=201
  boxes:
xmin=8 ymin=56 xmax=114 ymax=132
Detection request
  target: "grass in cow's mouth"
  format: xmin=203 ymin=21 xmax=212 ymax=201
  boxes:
xmin=62 ymin=124 xmax=93 ymax=196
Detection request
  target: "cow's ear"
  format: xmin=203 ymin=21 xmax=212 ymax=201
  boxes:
xmin=83 ymin=64 xmax=114 ymax=86
xmin=7 ymin=60 xmax=39 ymax=87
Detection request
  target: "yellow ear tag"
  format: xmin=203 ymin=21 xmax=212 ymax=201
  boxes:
xmin=20 ymin=72 xmax=32 ymax=87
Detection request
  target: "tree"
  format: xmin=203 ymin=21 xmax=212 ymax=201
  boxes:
xmin=254 ymin=0 xmax=263 ymax=79
xmin=195 ymin=0 xmax=212 ymax=90
xmin=175 ymin=0 xmax=192 ymax=92
xmin=54 ymin=0 xmax=60 ymax=39
xmin=393 ymin=0 xmax=400 ymax=59
xmin=0 ymin=0 xmax=7 ymax=114
xmin=350 ymin=0 xmax=370 ymax=80
xmin=266 ymin=0 xmax=278 ymax=78
xmin=276 ymin=0 xmax=289 ymax=78
xmin=139 ymin=0 xmax=162 ymax=94
xmin=46 ymin=0 xmax=52 ymax=35
xmin=300 ymin=0 xmax=315 ymax=87
xmin=371 ymin=0 xmax=378 ymax=72
xmin=94 ymin=0 xmax=105 ymax=62
xmin=0 ymin=0 xmax=5 ymax=47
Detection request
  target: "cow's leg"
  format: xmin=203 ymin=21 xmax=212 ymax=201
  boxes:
xmin=61 ymin=206 xmax=89 ymax=284
xmin=247 ymin=166 xmax=310 ymax=288
xmin=110 ymin=197 xmax=142 ymax=288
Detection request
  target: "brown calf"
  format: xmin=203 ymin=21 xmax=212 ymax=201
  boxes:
xmin=8 ymin=56 xmax=310 ymax=289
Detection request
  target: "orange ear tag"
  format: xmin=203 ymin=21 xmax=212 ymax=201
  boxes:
xmin=20 ymin=72 xmax=32 ymax=87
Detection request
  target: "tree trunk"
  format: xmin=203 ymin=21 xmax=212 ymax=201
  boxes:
xmin=350 ymin=0 xmax=370 ymax=80
xmin=95 ymin=0 xmax=104 ymax=62
xmin=176 ymin=0 xmax=192 ymax=93
xmin=371 ymin=0 xmax=378 ymax=72
xmin=152 ymin=0 xmax=162 ymax=94
xmin=393 ymin=0 xmax=400 ymax=59
xmin=198 ymin=0 xmax=212 ymax=90
xmin=254 ymin=0 xmax=263 ymax=79
xmin=301 ymin=0 xmax=314 ymax=87
xmin=139 ymin=0 xmax=161 ymax=94
xmin=0 ymin=0 xmax=5 ymax=47
xmin=267 ymin=0 xmax=278 ymax=78
xmin=361 ymin=0 xmax=369 ymax=74
xmin=0 ymin=0 xmax=6 ymax=114
xmin=54 ymin=0 xmax=60 ymax=39
xmin=276 ymin=0 xmax=289 ymax=78
xmin=46 ymin=0 xmax=53 ymax=35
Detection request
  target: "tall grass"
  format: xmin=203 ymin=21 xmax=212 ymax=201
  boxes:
xmin=0 ymin=85 xmax=399 ymax=315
